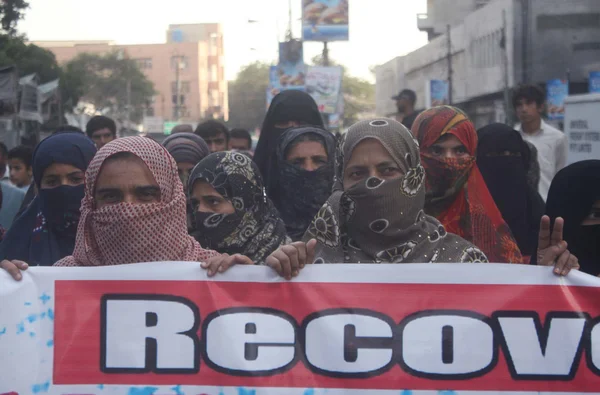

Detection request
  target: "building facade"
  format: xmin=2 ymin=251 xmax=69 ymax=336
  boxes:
xmin=34 ymin=23 xmax=228 ymax=124
xmin=376 ymin=0 xmax=600 ymax=128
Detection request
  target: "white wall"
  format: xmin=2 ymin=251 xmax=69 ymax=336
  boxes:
xmin=376 ymin=0 xmax=516 ymax=108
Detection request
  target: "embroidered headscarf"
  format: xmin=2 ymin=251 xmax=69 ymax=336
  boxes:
xmin=411 ymin=106 xmax=523 ymax=263
xmin=477 ymin=123 xmax=545 ymax=258
xmin=188 ymin=152 xmax=290 ymax=265
xmin=0 ymin=132 xmax=97 ymax=266
xmin=303 ymin=118 xmax=488 ymax=264
xmin=54 ymin=137 xmax=219 ymax=266
xmin=270 ymin=126 xmax=335 ymax=240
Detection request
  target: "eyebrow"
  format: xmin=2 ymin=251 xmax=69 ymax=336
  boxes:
xmin=376 ymin=161 xmax=398 ymax=167
xmin=95 ymin=187 xmax=122 ymax=195
xmin=135 ymin=186 xmax=161 ymax=194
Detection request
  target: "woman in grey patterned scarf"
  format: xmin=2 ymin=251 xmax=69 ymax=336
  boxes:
xmin=188 ymin=151 xmax=290 ymax=265
xmin=303 ymin=118 xmax=489 ymax=264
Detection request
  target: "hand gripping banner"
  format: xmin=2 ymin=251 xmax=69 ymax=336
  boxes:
xmin=2 ymin=263 xmax=600 ymax=394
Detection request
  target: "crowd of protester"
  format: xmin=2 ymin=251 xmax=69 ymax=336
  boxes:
xmin=0 ymin=84 xmax=595 ymax=281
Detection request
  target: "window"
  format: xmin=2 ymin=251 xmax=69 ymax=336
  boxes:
xmin=135 ymin=58 xmax=152 ymax=70
xmin=210 ymin=65 xmax=218 ymax=82
xmin=171 ymin=81 xmax=191 ymax=94
xmin=538 ymin=13 xmax=600 ymax=30
xmin=210 ymin=33 xmax=219 ymax=56
xmin=171 ymin=56 xmax=188 ymax=70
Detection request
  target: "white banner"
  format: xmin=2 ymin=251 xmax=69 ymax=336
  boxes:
xmin=1 ymin=263 xmax=600 ymax=394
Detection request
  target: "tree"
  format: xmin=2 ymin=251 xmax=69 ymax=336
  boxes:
xmin=61 ymin=51 xmax=156 ymax=123
xmin=0 ymin=0 xmax=29 ymax=35
xmin=227 ymin=62 xmax=271 ymax=130
xmin=0 ymin=34 xmax=61 ymax=82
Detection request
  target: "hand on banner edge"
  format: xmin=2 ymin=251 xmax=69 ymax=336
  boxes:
xmin=201 ymin=253 xmax=254 ymax=277
xmin=537 ymin=216 xmax=580 ymax=276
xmin=266 ymin=239 xmax=317 ymax=280
xmin=0 ymin=259 xmax=29 ymax=281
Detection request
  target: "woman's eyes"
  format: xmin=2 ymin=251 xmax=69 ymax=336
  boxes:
xmin=348 ymin=170 xmax=364 ymax=179
xmin=206 ymin=197 xmax=222 ymax=206
xmin=381 ymin=167 xmax=400 ymax=176
xmin=587 ymin=211 xmax=600 ymax=220
xmin=68 ymin=176 xmax=84 ymax=185
xmin=430 ymin=146 xmax=443 ymax=156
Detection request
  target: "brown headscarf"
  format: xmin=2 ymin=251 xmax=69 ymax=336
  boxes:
xmin=303 ymin=118 xmax=489 ymax=264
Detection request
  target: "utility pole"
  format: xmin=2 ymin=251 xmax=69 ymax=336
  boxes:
xmin=287 ymin=0 xmax=293 ymax=40
xmin=174 ymin=56 xmax=181 ymax=121
xmin=126 ymin=79 xmax=131 ymax=135
xmin=322 ymin=42 xmax=330 ymax=128
xmin=446 ymin=24 xmax=453 ymax=105
xmin=501 ymin=9 xmax=511 ymax=124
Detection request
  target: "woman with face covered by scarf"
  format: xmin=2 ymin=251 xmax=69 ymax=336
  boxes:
xmin=270 ymin=126 xmax=335 ymax=240
xmin=254 ymin=90 xmax=324 ymax=189
xmin=188 ymin=151 xmax=290 ymax=264
xmin=3 ymin=137 xmax=315 ymax=281
xmin=534 ymin=160 xmax=600 ymax=275
xmin=411 ymin=106 xmax=523 ymax=264
xmin=302 ymin=118 xmax=489 ymax=264
xmin=0 ymin=132 xmax=97 ymax=266
xmin=477 ymin=123 xmax=545 ymax=260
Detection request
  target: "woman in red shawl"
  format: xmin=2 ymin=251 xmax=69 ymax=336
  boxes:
xmin=411 ymin=106 xmax=523 ymax=263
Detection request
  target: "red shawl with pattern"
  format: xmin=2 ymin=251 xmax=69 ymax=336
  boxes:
xmin=411 ymin=106 xmax=523 ymax=263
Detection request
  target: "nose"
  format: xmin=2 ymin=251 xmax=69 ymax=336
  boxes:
xmin=209 ymin=144 xmax=217 ymax=153
xmin=305 ymin=161 xmax=318 ymax=172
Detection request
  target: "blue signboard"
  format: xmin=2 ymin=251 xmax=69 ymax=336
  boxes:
xmin=546 ymin=79 xmax=568 ymax=120
xmin=589 ymin=71 xmax=600 ymax=93
xmin=302 ymin=0 xmax=349 ymax=41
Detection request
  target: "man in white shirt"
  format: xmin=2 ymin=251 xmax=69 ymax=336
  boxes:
xmin=513 ymin=85 xmax=567 ymax=201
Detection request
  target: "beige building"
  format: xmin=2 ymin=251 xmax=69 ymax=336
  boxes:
xmin=34 ymin=23 xmax=228 ymax=124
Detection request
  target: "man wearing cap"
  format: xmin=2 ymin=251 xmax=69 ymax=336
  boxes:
xmin=392 ymin=89 xmax=420 ymax=130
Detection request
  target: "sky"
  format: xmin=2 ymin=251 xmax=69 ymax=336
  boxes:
xmin=17 ymin=0 xmax=428 ymax=82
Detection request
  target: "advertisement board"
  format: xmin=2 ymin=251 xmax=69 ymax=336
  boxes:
xmin=425 ymin=79 xmax=449 ymax=108
xmin=302 ymin=0 xmax=349 ymax=41
xmin=547 ymin=79 xmax=569 ymax=121
xmin=305 ymin=66 xmax=343 ymax=114
xmin=2 ymin=263 xmax=600 ymax=394
xmin=589 ymin=71 xmax=600 ymax=93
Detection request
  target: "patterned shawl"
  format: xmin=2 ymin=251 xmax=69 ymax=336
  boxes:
xmin=303 ymin=118 xmax=488 ymax=264
xmin=411 ymin=106 xmax=523 ymax=263
xmin=272 ymin=126 xmax=335 ymax=240
xmin=54 ymin=137 xmax=220 ymax=266
xmin=188 ymin=151 xmax=290 ymax=265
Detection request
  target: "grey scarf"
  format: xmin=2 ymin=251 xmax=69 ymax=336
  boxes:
xmin=303 ymin=118 xmax=488 ymax=264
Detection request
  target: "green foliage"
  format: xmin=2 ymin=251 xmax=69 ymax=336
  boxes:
xmin=227 ymin=61 xmax=271 ymax=130
xmin=0 ymin=0 xmax=29 ymax=35
xmin=62 ymin=51 xmax=156 ymax=123
xmin=0 ymin=34 xmax=61 ymax=82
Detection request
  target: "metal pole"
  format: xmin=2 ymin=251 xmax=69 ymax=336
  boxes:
xmin=126 ymin=79 xmax=131 ymax=134
xmin=502 ymin=10 xmax=511 ymax=124
xmin=446 ymin=24 xmax=453 ymax=105
xmin=174 ymin=56 xmax=180 ymax=121
xmin=322 ymin=42 xmax=330 ymax=128
xmin=287 ymin=0 xmax=293 ymax=40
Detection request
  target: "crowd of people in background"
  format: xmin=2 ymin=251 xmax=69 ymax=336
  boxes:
xmin=0 ymin=83 xmax=595 ymax=281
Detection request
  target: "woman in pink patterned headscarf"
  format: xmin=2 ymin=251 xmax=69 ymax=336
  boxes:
xmin=53 ymin=136 xmax=227 ymax=267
